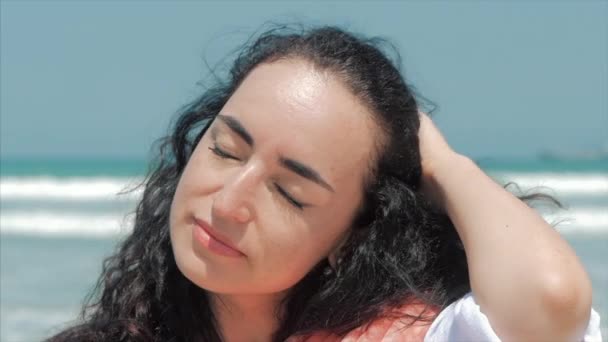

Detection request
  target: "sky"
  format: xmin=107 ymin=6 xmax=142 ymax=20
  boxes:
xmin=1 ymin=1 xmax=607 ymax=160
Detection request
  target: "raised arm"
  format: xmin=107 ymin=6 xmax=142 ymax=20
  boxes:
xmin=418 ymin=113 xmax=593 ymax=341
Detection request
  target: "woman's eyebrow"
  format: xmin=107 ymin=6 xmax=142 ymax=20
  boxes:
xmin=217 ymin=114 xmax=254 ymax=147
xmin=216 ymin=114 xmax=333 ymax=192
xmin=279 ymin=157 xmax=335 ymax=192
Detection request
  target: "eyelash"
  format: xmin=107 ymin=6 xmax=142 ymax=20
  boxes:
xmin=274 ymin=183 xmax=305 ymax=210
xmin=208 ymin=145 xmax=238 ymax=160
xmin=208 ymin=144 xmax=306 ymax=210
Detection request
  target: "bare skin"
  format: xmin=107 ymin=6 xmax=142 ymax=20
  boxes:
xmin=419 ymin=113 xmax=592 ymax=342
xmin=170 ymin=59 xmax=592 ymax=341
xmin=170 ymin=59 xmax=377 ymax=341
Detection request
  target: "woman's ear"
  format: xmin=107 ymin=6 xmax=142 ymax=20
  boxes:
xmin=328 ymin=230 xmax=351 ymax=269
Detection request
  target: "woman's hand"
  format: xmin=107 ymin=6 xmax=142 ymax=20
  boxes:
xmin=417 ymin=112 xmax=464 ymax=208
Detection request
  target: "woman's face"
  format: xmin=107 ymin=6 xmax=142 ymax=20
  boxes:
xmin=170 ymin=59 xmax=379 ymax=295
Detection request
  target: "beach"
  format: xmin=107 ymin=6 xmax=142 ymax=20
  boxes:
xmin=1 ymin=158 xmax=606 ymax=341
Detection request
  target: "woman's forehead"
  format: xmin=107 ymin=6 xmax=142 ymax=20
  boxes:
xmin=220 ymin=60 xmax=379 ymax=181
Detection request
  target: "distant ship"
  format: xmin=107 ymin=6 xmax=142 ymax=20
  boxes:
xmin=538 ymin=143 xmax=608 ymax=161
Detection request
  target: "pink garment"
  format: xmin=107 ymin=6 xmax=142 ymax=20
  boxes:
xmin=286 ymin=302 xmax=439 ymax=342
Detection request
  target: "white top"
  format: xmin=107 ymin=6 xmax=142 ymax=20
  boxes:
xmin=424 ymin=292 xmax=603 ymax=342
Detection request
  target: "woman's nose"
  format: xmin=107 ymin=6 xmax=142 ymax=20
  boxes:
xmin=211 ymin=165 xmax=257 ymax=224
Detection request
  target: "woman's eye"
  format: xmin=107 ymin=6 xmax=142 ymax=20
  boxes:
xmin=274 ymin=184 xmax=306 ymax=210
xmin=208 ymin=145 xmax=239 ymax=160
xmin=209 ymin=144 xmax=305 ymax=210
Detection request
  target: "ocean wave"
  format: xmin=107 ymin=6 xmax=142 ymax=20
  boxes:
xmin=0 ymin=207 xmax=606 ymax=237
xmin=0 ymin=177 xmax=143 ymax=201
xmin=493 ymin=172 xmax=608 ymax=196
xmin=2 ymin=172 xmax=607 ymax=202
xmin=0 ymin=211 xmax=134 ymax=237
xmin=545 ymin=207 xmax=608 ymax=234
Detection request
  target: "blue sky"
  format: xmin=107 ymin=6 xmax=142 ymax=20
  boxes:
xmin=1 ymin=1 xmax=606 ymax=159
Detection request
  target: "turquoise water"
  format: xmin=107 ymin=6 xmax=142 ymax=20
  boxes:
xmin=476 ymin=157 xmax=608 ymax=173
xmin=1 ymin=158 xmax=606 ymax=341
xmin=1 ymin=158 xmax=147 ymax=177
xmin=2 ymin=157 xmax=606 ymax=177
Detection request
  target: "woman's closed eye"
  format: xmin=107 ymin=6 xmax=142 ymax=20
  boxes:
xmin=274 ymin=183 xmax=307 ymax=210
xmin=209 ymin=144 xmax=239 ymax=160
xmin=208 ymin=144 xmax=307 ymax=210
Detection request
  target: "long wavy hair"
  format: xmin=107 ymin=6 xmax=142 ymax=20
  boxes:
xmin=47 ymin=25 xmax=553 ymax=342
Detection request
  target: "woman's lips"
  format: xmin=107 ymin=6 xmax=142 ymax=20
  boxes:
xmin=192 ymin=218 xmax=245 ymax=258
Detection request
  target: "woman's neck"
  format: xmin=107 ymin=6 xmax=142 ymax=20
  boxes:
xmin=211 ymin=291 xmax=287 ymax=342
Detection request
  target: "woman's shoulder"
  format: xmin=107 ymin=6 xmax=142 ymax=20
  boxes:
xmin=289 ymin=293 xmax=603 ymax=341
xmin=287 ymin=300 xmax=440 ymax=342
xmin=425 ymin=292 xmax=603 ymax=342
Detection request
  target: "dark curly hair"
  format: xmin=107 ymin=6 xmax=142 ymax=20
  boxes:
xmin=47 ymin=25 xmax=491 ymax=342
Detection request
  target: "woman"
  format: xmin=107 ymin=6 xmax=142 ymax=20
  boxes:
xmin=47 ymin=26 xmax=601 ymax=341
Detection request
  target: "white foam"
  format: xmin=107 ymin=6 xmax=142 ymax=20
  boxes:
xmin=2 ymin=173 xmax=606 ymax=201
xmin=543 ymin=207 xmax=608 ymax=234
xmin=0 ymin=176 xmax=143 ymax=201
xmin=1 ymin=206 xmax=605 ymax=238
xmin=1 ymin=173 xmax=606 ymax=237
xmin=494 ymin=172 xmax=608 ymax=196
xmin=0 ymin=211 xmax=134 ymax=237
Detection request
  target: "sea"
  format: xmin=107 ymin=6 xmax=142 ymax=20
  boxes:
xmin=1 ymin=158 xmax=606 ymax=341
